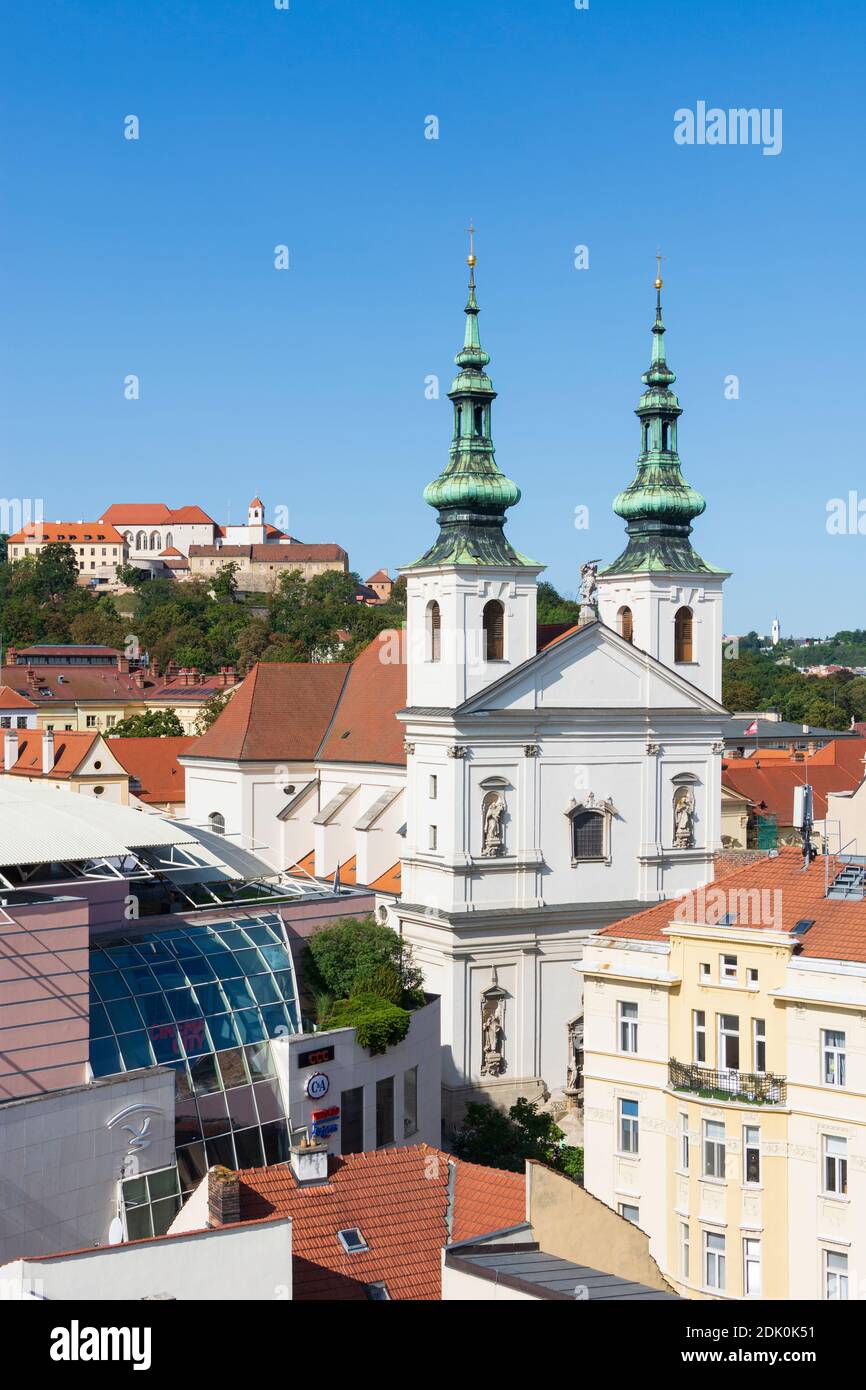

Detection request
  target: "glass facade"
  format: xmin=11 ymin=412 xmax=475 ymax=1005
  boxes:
xmin=89 ymin=914 xmax=300 ymax=1192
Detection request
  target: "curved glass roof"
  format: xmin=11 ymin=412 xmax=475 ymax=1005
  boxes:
xmin=89 ymin=912 xmax=300 ymax=1191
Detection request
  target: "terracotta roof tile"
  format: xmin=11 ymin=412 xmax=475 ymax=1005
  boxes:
xmin=185 ymin=663 xmax=350 ymax=761
xmin=108 ymin=736 xmax=196 ymax=803
xmin=369 ymin=862 xmax=401 ymax=894
xmin=318 ymin=631 xmax=407 ymax=767
xmin=235 ymin=1145 xmax=522 ymax=1300
xmin=0 ymin=685 xmax=37 ymax=709
xmin=599 ymin=845 xmax=866 ymax=964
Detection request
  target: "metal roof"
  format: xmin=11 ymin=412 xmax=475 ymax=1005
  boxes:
xmin=0 ymin=781 xmax=197 ymax=867
xmin=449 ymin=1246 xmax=677 ymax=1300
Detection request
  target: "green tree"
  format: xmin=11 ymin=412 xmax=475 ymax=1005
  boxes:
xmin=536 ymin=581 xmax=581 ymax=625
xmin=210 ymin=561 xmax=239 ymax=601
xmin=302 ymin=916 xmax=424 ymax=1006
xmin=111 ymin=709 xmax=184 ymax=738
xmin=451 ymin=1098 xmax=582 ymax=1178
xmin=193 ymin=687 xmax=234 ymax=736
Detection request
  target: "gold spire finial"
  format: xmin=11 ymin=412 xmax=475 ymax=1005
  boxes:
xmin=654 ymin=249 xmax=663 ymax=290
xmin=466 ymin=219 xmax=477 ymax=268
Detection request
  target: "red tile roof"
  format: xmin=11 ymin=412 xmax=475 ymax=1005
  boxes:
xmin=722 ymin=739 xmax=866 ymax=821
xmin=185 ymin=663 xmax=350 ymax=761
xmin=101 ymin=504 xmax=215 ymax=525
xmin=0 ymin=663 xmax=147 ymax=705
xmin=288 ymin=849 xmax=317 ymax=876
xmin=537 ymin=622 xmax=579 ymax=651
xmin=7 ymin=522 xmax=125 ymax=544
xmin=318 ymin=631 xmax=407 ymax=767
xmin=0 ymin=685 xmax=37 ymax=709
xmin=234 ymin=1146 xmax=524 ymax=1300
xmin=188 ymin=543 xmax=348 ymax=564
xmin=365 ymin=570 xmax=392 ymax=584
xmin=598 ymin=845 xmax=866 ymax=964
xmin=1 ymin=729 xmax=103 ymax=778
xmin=108 ymin=736 xmax=196 ymax=803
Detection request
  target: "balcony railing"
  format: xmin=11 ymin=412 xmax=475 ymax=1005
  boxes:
xmin=669 ymin=1058 xmax=787 ymax=1106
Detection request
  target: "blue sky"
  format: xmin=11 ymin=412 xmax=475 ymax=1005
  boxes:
xmin=2 ymin=0 xmax=864 ymax=634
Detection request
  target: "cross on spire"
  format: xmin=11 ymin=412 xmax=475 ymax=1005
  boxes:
xmin=655 ymin=248 xmax=664 ymax=290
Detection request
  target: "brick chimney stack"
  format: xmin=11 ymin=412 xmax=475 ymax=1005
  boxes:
xmin=42 ymin=730 xmax=55 ymax=774
xmin=207 ymin=1166 xmax=240 ymax=1227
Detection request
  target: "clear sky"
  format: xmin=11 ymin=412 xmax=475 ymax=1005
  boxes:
xmin=2 ymin=0 xmax=864 ymax=634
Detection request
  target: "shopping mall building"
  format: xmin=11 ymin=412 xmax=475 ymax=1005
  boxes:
xmin=0 ymin=781 xmax=439 ymax=1262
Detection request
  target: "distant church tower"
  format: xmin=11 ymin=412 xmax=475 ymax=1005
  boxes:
xmin=596 ymin=264 xmax=728 ymax=700
xmin=401 ymin=230 xmax=542 ymax=708
xmin=771 ymin=617 xmax=781 ymax=646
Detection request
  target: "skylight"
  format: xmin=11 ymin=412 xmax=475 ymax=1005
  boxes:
xmin=337 ymin=1227 xmax=368 ymax=1254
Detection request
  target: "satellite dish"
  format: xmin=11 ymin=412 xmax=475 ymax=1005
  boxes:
xmin=108 ymin=1217 xmax=125 ymax=1246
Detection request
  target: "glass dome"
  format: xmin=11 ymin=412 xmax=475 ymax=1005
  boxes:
xmin=89 ymin=913 xmax=300 ymax=1192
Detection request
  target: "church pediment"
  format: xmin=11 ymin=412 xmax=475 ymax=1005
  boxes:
xmin=457 ymin=619 xmax=727 ymax=717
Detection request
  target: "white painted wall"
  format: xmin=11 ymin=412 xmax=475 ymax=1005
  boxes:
xmin=0 ymin=1217 xmax=291 ymax=1300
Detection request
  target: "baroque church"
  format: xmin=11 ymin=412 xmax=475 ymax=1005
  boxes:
xmin=395 ymin=247 xmax=729 ymax=1123
xmin=183 ymin=246 xmax=729 ymax=1125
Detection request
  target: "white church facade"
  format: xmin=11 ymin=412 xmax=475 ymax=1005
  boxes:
xmin=179 ymin=250 xmax=729 ymax=1126
xmin=395 ymin=251 xmax=729 ymax=1122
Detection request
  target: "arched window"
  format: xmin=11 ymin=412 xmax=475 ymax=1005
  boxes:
xmin=427 ymin=600 xmax=441 ymax=662
xmin=662 ymin=421 xmax=671 ymax=451
xmin=474 ymin=405 xmax=484 ymax=436
xmin=483 ymin=600 xmax=504 ymax=660
xmin=124 ymin=531 xmax=134 ymax=546
xmin=618 ymin=606 xmax=633 ymax=643
xmin=165 ymin=531 xmax=173 ymax=549
xmin=136 ymin=531 xmax=147 ymax=550
xmin=208 ymin=811 xmax=225 ymax=835
xmin=571 ymin=809 xmax=604 ymax=861
xmin=150 ymin=531 xmax=161 ymax=551
xmin=643 ymin=422 xmax=651 ymax=452
xmin=455 ymin=404 xmax=463 ymax=435
xmin=674 ymin=606 xmax=693 ymax=663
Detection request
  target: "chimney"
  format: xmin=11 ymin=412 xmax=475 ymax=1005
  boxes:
xmin=207 ymin=1166 xmax=240 ymax=1227
xmin=4 ymin=730 xmax=18 ymax=771
xmin=117 ymin=657 xmax=129 ymax=673
xmin=289 ymin=1135 xmax=329 ymax=1186
xmin=42 ymin=730 xmax=55 ymax=774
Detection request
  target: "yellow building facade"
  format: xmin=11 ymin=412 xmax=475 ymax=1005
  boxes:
xmin=582 ymin=852 xmax=866 ymax=1301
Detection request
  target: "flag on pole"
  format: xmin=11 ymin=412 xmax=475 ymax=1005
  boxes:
xmin=744 ymin=720 xmax=758 ymax=736
xmin=332 ymin=864 xmax=341 ymax=895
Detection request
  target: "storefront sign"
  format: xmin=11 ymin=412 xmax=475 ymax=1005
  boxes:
xmin=311 ymin=1106 xmax=340 ymax=1121
xmin=297 ymin=1045 xmax=335 ymax=1069
xmin=304 ymin=1072 xmax=330 ymax=1100
xmin=311 ymin=1121 xmax=338 ymax=1139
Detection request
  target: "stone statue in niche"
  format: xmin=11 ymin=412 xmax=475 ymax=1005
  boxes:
xmin=481 ymin=975 xmax=506 ymax=1077
xmin=565 ymin=1015 xmax=584 ymax=1107
xmin=578 ymin=559 xmax=599 ymax=608
xmin=481 ymin=790 xmax=506 ymax=857
xmin=674 ymin=787 xmax=696 ymax=849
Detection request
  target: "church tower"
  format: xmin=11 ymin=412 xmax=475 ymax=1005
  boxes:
xmin=401 ymin=234 xmax=542 ymax=709
xmin=596 ymin=264 xmax=728 ymax=701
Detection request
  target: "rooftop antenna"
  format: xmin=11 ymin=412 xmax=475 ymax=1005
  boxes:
xmin=793 ymin=784 xmax=816 ymax=868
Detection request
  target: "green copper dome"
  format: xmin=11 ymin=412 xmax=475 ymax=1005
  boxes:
xmin=603 ymin=280 xmax=721 ymax=578
xmin=407 ymin=253 xmax=535 ymax=570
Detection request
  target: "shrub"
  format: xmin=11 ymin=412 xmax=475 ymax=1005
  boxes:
xmin=303 ymin=915 xmax=424 ymax=1005
xmin=321 ymin=993 xmax=411 ymax=1055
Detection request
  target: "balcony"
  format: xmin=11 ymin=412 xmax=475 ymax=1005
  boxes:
xmin=669 ymin=1058 xmax=787 ymax=1106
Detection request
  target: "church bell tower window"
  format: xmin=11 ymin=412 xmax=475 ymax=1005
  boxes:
xmin=427 ymin=601 xmax=441 ymax=662
xmin=483 ymin=600 xmax=504 ymax=661
xmin=674 ymin=606 xmax=693 ymax=663
xmin=618 ymin=606 xmax=633 ymax=643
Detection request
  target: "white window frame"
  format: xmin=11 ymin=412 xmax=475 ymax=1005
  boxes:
xmin=693 ymin=1009 xmax=706 ymax=1064
xmin=429 ymin=774 xmax=438 ymax=800
xmin=822 ymin=1030 xmax=846 ymax=1088
xmin=720 ymin=953 xmax=737 ymax=981
xmin=752 ymin=1018 xmax=766 ymax=1075
xmin=703 ymin=1119 xmax=726 ymax=1180
xmin=618 ymin=1202 xmax=640 ymax=1225
xmin=680 ymin=1112 xmax=690 ymax=1172
xmin=680 ymin=1221 xmax=690 ymax=1281
xmin=618 ymin=1000 xmax=638 ymax=1054
xmin=704 ymin=1230 xmax=726 ymax=1292
xmin=825 ymin=1249 xmax=849 ymax=1300
xmin=618 ymin=1098 xmax=639 ymax=1156
xmin=743 ymin=1124 xmax=761 ymax=1186
xmin=743 ymin=1238 xmax=761 ymax=1297
xmin=823 ymin=1134 xmax=848 ymax=1197
xmin=717 ymin=1013 xmax=740 ymax=1072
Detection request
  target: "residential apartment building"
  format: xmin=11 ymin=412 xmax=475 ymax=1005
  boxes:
xmin=583 ymin=847 xmax=866 ymax=1301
